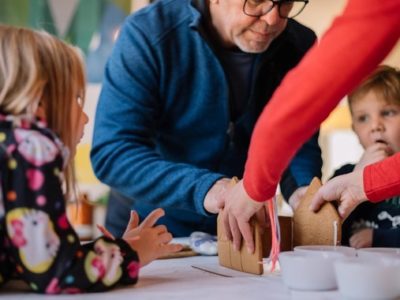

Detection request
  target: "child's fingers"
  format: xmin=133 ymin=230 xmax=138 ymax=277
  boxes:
xmin=124 ymin=210 xmax=140 ymax=233
xmin=154 ymin=224 xmax=168 ymax=235
xmin=127 ymin=211 xmax=139 ymax=229
xmin=158 ymin=231 xmax=173 ymax=244
xmin=97 ymin=224 xmax=115 ymax=240
xmin=124 ymin=235 xmax=141 ymax=243
xmin=140 ymin=208 xmax=165 ymax=228
xmin=130 ymin=210 xmax=139 ymax=228
xmin=160 ymin=243 xmax=183 ymax=255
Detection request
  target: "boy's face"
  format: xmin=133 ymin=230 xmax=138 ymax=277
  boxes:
xmin=351 ymin=90 xmax=400 ymax=154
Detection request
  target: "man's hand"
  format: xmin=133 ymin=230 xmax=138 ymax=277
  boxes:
xmin=288 ymin=186 xmax=308 ymax=210
xmin=310 ymin=170 xmax=367 ymax=219
xmin=349 ymin=228 xmax=373 ymax=249
xmin=355 ymin=142 xmax=392 ymax=171
xmin=221 ymin=180 xmax=265 ymax=253
xmin=204 ymin=178 xmax=232 ymax=214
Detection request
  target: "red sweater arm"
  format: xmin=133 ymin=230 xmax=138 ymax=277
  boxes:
xmin=364 ymin=153 xmax=400 ymax=203
xmin=243 ymin=0 xmax=400 ymax=202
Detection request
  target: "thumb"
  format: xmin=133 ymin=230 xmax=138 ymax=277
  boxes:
xmin=124 ymin=210 xmax=139 ymax=234
xmin=309 ymin=190 xmax=326 ymax=212
xmin=310 ymin=176 xmax=345 ymax=212
xmin=129 ymin=210 xmax=139 ymax=227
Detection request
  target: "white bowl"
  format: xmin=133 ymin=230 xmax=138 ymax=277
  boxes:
xmin=294 ymin=245 xmax=357 ymax=257
xmin=279 ymin=251 xmax=344 ymax=291
xmin=335 ymin=257 xmax=400 ymax=300
xmin=357 ymin=247 xmax=400 ymax=259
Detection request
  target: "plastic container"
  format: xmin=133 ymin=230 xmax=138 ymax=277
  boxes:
xmin=279 ymin=250 xmax=344 ymax=291
xmin=294 ymin=245 xmax=356 ymax=257
xmin=335 ymin=256 xmax=400 ymax=300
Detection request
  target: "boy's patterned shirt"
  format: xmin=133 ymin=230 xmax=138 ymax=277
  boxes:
xmin=333 ymin=163 xmax=400 ymax=247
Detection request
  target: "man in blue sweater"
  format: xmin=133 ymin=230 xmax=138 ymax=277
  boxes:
xmin=91 ymin=0 xmax=322 ymax=237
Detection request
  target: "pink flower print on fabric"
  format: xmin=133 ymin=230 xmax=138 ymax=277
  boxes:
xmin=15 ymin=129 xmax=58 ymax=166
xmin=7 ymin=144 xmax=16 ymax=155
xmin=57 ymin=214 xmax=70 ymax=230
xmin=6 ymin=208 xmax=60 ymax=273
xmin=9 ymin=219 xmax=27 ymax=247
xmin=84 ymin=240 xmax=123 ymax=286
xmin=45 ymin=278 xmax=82 ymax=294
xmin=0 ymin=188 xmax=4 ymax=218
xmin=46 ymin=278 xmax=61 ymax=294
xmin=92 ymin=257 xmax=107 ymax=279
xmin=36 ymin=195 xmax=46 ymax=206
xmin=26 ymin=169 xmax=44 ymax=191
xmin=127 ymin=261 xmax=140 ymax=279
xmin=20 ymin=119 xmax=32 ymax=129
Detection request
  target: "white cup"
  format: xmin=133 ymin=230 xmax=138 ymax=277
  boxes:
xmin=335 ymin=256 xmax=400 ymax=300
xmin=279 ymin=250 xmax=344 ymax=291
xmin=294 ymin=245 xmax=356 ymax=257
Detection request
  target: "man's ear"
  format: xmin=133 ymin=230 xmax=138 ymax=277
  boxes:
xmin=209 ymin=0 xmax=218 ymax=4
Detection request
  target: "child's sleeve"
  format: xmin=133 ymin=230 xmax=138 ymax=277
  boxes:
xmin=373 ymin=229 xmax=400 ymax=248
xmin=2 ymin=128 xmax=140 ymax=293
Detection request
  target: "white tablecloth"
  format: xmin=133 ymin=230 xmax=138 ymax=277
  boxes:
xmin=0 ymin=256 xmax=342 ymax=300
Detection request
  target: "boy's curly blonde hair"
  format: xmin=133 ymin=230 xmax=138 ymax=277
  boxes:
xmin=348 ymin=65 xmax=400 ymax=112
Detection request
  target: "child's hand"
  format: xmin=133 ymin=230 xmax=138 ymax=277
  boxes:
xmin=122 ymin=208 xmax=182 ymax=266
xmin=349 ymin=228 xmax=373 ymax=249
xmin=355 ymin=142 xmax=392 ymax=170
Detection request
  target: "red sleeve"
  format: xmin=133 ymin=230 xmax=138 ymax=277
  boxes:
xmin=364 ymin=153 xmax=400 ymax=202
xmin=243 ymin=0 xmax=400 ymax=201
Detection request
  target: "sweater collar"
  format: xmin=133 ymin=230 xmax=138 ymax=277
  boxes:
xmin=188 ymin=0 xmax=206 ymax=29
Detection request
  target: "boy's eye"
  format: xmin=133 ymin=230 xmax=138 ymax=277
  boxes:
xmin=356 ymin=115 xmax=368 ymax=123
xmin=382 ymin=109 xmax=398 ymax=117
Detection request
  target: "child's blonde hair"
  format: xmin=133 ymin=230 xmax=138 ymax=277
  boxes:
xmin=348 ymin=65 xmax=400 ymax=112
xmin=0 ymin=25 xmax=86 ymax=198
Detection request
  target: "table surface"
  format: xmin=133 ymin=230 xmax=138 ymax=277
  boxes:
xmin=1 ymin=256 xmax=342 ymax=300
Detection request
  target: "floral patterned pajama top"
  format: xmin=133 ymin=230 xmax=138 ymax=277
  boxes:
xmin=0 ymin=114 xmax=140 ymax=293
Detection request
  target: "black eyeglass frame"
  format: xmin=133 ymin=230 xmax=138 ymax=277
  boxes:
xmin=242 ymin=0 xmax=309 ymax=19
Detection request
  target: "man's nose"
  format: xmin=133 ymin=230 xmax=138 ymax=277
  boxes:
xmin=259 ymin=5 xmax=281 ymax=25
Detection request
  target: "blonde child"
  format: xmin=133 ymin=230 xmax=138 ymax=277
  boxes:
xmin=332 ymin=65 xmax=400 ymax=248
xmin=0 ymin=25 xmax=181 ymax=294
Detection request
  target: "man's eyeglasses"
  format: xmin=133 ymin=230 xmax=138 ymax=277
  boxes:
xmin=243 ymin=0 xmax=309 ymax=19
